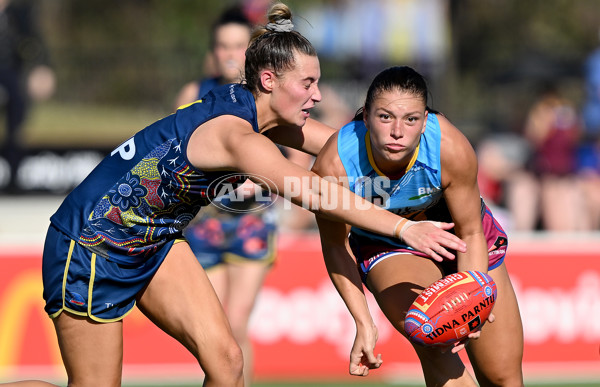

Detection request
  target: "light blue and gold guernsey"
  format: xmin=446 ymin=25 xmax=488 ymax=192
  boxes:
xmin=338 ymin=113 xmax=452 ymax=248
xmin=50 ymin=83 xmax=258 ymax=265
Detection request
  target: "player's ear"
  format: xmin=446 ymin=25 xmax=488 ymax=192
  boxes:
xmin=421 ymin=109 xmax=428 ymax=134
xmin=260 ymin=70 xmax=276 ymax=92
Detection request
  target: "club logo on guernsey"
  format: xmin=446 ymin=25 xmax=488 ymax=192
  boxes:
xmin=208 ymin=173 xmax=278 ymax=213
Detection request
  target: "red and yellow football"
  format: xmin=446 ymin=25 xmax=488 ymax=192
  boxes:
xmin=404 ymin=271 xmax=497 ymax=347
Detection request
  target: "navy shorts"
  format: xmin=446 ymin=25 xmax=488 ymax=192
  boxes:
xmin=42 ymin=224 xmax=175 ymax=322
xmin=184 ymin=210 xmax=276 ymax=270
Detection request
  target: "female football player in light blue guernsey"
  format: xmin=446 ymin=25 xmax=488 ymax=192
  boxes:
xmin=2 ymin=5 xmax=469 ymax=387
xmin=313 ymin=66 xmax=524 ymax=386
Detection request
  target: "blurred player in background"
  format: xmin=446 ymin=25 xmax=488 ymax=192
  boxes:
xmin=1 ymin=4 xmax=468 ymax=387
xmin=174 ymin=6 xmax=251 ymax=111
xmin=174 ymin=5 xmax=312 ymax=386
xmin=313 ymin=66 xmax=524 ymax=386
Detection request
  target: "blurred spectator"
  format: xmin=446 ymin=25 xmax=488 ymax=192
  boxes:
xmin=521 ymin=83 xmax=585 ymax=231
xmin=0 ymin=0 xmax=55 ymax=191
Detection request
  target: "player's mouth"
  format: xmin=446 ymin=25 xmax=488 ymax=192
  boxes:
xmin=385 ymin=143 xmax=405 ymax=152
xmin=301 ymin=107 xmax=313 ymax=118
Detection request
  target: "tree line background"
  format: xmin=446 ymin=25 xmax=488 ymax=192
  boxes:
xmin=19 ymin=0 xmax=600 ymax=145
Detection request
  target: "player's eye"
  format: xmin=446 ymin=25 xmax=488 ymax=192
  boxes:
xmin=406 ymin=116 xmax=421 ymax=125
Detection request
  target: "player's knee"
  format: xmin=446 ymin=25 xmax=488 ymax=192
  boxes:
xmin=224 ymin=342 xmax=244 ymax=374
xmin=204 ymin=340 xmax=244 ymax=384
xmin=478 ymin=371 xmax=524 ymax=387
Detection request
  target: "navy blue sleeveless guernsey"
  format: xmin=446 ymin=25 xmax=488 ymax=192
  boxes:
xmin=50 ymin=84 xmax=258 ymax=264
xmin=197 ymin=77 xmax=222 ymax=100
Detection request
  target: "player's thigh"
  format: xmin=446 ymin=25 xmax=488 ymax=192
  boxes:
xmin=466 ymin=262 xmax=524 ymax=386
xmin=53 ymin=312 xmax=123 ymax=387
xmin=135 ymin=242 xmax=241 ymax=367
xmin=366 ymin=253 xmax=443 ymax=333
xmin=224 ymin=261 xmax=271 ymax=328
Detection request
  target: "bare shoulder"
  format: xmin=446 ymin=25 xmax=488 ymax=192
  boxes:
xmin=311 ymin=130 xmax=346 ymax=179
xmin=437 ymin=113 xmax=478 ymax=185
xmin=187 ymin=115 xmax=256 ymax=170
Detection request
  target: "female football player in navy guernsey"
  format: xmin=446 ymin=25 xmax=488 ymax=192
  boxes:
xmin=313 ymin=66 xmax=524 ymax=386
xmin=2 ymin=5 xmax=468 ymax=387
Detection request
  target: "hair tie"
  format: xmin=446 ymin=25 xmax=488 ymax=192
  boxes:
xmin=265 ymin=19 xmax=294 ymax=32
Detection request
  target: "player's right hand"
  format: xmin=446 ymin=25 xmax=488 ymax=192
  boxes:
xmin=401 ymin=221 xmax=467 ymax=262
xmin=445 ymin=312 xmax=496 ymax=353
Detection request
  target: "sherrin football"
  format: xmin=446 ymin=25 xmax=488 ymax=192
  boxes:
xmin=404 ymin=271 xmax=497 ymax=347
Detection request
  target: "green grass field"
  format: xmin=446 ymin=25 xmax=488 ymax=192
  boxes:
xmin=122 ymin=383 xmax=599 ymax=387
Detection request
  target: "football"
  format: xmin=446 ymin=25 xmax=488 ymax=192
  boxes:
xmin=404 ymin=270 xmax=497 ymax=347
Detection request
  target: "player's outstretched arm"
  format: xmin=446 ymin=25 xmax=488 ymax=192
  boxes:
xmin=193 ymin=115 xmax=467 ymax=256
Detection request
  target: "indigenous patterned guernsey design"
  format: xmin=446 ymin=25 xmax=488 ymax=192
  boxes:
xmin=50 ymin=84 xmax=258 ymax=265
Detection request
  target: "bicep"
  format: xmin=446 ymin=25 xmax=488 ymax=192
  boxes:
xmin=440 ymin=118 xmax=483 ymax=237
xmin=266 ymin=118 xmax=337 ymax=156
xmin=225 ymin=126 xmax=318 ymax=196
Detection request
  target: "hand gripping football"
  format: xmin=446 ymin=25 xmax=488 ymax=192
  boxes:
xmin=404 ymin=271 xmax=497 ymax=347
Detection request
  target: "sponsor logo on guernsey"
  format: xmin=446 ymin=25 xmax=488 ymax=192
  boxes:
xmin=488 ymin=236 xmax=507 ymax=256
xmin=408 ymin=186 xmax=442 ymax=201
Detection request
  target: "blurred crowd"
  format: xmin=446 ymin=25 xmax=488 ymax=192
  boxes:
xmin=1 ymin=0 xmax=600 ymax=234
xmin=477 ymin=42 xmax=600 ymax=232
